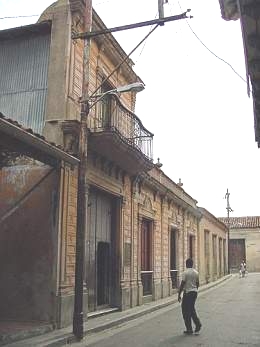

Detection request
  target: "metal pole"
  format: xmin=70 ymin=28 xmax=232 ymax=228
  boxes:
xmin=225 ymin=188 xmax=232 ymax=274
xmin=73 ymin=0 xmax=92 ymax=340
xmin=158 ymin=0 xmax=165 ymax=20
xmin=227 ymin=198 xmax=230 ymax=274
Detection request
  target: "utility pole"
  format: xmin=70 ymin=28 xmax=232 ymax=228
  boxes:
xmin=225 ymin=188 xmax=233 ymax=274
xmin=158 ymin=0 xmax=165 ymax=22
xmin=73 ymin=0 xmax=92 ymax=340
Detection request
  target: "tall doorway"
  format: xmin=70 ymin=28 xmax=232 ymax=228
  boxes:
xmin=170 ymin=229 xmax=178 ymax=288
xmin=141 ymin=219 xmax=153 ymax=296
xmin=204 ymin=230 xmax=210 ymax=281
xmin=86 ymin=188 xmax=119 ymax=311
xmin=188 ymin=234 xmax=195 ymax=259
xmin=229 ymin=239 xmax=245 ymax=272
xmin=97 ymin=242 xmax=110 ymax=306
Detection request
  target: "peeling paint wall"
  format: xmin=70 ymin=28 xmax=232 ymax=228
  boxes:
xmin=0 ymin=164 xmax=59 ymax=322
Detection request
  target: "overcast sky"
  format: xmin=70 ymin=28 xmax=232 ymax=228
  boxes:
xmin=1 ymin=0 xmax=260 ymax=218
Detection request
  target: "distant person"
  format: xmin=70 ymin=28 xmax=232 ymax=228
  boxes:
xmin=178 ymin=258 xmax=202 ymax=335
xmin=239 ymin=260 xmax=246 ymax=278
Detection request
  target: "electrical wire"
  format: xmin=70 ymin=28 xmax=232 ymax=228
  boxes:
xmin=0 ymin=14 xmax=39 ymax=20
xmin=89 ymin=23 xmax=160 ymax=98
xmin=93 ymin=0 xmax=116 ymax=6
xmin=174 ymin=0 xmax=248 ymax=86
xmin=134 ymin=11 xmax=159 ymax=64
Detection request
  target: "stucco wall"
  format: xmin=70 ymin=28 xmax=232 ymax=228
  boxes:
xmin=199 ymin=210 xmax=227 ymax=284
xmin=230 ymin=228 xmax=260 ymax=272
xmin=0 ymin=164 xmax=59 ymax=322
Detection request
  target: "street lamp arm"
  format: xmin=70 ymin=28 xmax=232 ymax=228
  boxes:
xmin=87 ymin=82 xmax=145 ymax=110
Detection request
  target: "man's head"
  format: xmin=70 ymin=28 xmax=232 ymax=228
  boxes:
xmin=186 ymin=258 xmax=193 ymax=268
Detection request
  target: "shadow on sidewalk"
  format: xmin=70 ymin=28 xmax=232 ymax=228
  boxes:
xmin=0 ymin=320 xmax=52 ymax=346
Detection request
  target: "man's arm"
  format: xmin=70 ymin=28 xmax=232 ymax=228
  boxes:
xmin=196 ymin=278 xmax=199 ymax=289
xmin=178 ymin=280 xmax=185 ymax=302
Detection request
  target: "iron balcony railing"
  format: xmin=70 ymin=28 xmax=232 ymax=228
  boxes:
xmin=88 ymin=94 xmax=153 ymax=161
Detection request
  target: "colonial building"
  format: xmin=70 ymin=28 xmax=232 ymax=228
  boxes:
xmin=0 ymin=0 xmax=228 ymax=340
xmin=219 ymin=216 xmax=260 ymax=272
xmin=198 ymin=208 xmax=228 ymax=284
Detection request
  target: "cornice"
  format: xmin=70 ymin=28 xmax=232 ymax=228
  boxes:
xmin=199 ymin=207 xmax=228 ymax=232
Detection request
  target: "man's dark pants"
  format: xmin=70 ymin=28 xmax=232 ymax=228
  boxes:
xmin=181 ymin=291 xmax=201 ymax=331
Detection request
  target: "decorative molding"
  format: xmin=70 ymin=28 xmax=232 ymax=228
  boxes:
xmin=62 ymin=120 xmax=80 ymax=155
xmin=87 ymin=166 xmax=123 ymax=196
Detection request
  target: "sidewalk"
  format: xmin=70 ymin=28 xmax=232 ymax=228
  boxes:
xmin=5 ymin=275 xmax=232 ymax=347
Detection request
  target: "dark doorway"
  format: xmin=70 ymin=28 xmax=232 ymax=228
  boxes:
xmin=204 ymin=230 xmax=210 ymax=282
xmin=97 ymin=242 xmax=110 ymax=306
xmin=141 ymin=219 xmax=153 ymax=296
xmin=188 ymin=235 xmax=194 ymax=259
xmin=170 ymin=229 xmax=178 ymax=288
xmin=86 ymin=189 xmax=119 ymax=312
xmin=230 ymin=239 xmax=245 ymax=272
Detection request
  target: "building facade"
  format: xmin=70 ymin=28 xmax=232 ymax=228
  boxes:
xmin=199 ymin=208 xmax=228 ymax=284
xmin=0 ymin=0 xmax=228 ymax=337
xmin=219 ymin=216 xmax=260 ymax=273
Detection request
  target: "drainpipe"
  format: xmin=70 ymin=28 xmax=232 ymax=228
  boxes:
xmin=73 ymin=0 xmax=92 ymax=340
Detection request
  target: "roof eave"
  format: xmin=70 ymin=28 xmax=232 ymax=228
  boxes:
xmin=0 ymin=118 xmax=79 ymax=167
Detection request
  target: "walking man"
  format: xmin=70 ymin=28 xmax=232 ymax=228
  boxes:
xmin=178 ymin=258 xmax=202 ymax=335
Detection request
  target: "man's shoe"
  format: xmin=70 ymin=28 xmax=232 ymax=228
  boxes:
xmin=183 ymin=330 xmax=193 ymax=335
xmin=194 ymin=323 xmax=202 ymax=335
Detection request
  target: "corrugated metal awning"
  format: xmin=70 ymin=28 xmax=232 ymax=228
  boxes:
xmin=0 ymin=115 xmax=79 ymax=167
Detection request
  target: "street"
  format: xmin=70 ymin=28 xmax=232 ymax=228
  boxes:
xmin=73 ymin=273 xmax=260 ymax=347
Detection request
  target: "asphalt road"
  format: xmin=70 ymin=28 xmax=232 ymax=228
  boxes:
xmin=74 ymin=273 xmax=260 ymax=347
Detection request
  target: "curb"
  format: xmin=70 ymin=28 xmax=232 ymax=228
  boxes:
xmin=6 ymin=275 xmax=232 ymax=346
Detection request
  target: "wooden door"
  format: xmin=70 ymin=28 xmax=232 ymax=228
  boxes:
xmin=170 ymin=229 xmax=178 ymax=288
xmin=86 ymin=189 xmax=115 ymax=311
xmin=204 ymin=230 xmax=210 ymax=281
xmin=141 ymin=220 xmax=152 ymax=295
xmin=230 ymin=239 xmax=245 ymax=271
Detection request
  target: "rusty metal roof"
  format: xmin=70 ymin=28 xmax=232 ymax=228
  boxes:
xmin=218 ymin=216 xmax=260 ymax=229
xmin=0 ymin=113 xmax=79 ymax=167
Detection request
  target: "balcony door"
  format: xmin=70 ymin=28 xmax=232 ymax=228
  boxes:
xmin=100 ymin=81 xmax=114 ymax=128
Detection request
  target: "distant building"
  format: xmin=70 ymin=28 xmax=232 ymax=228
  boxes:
xmin=218 ymin=216 xmax=260 ymax=272
xmin=199 ymin=208 xmax=228 ymax=284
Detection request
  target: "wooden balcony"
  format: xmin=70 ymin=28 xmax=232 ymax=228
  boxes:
xmin=88 ymin=94 xmax=154 ymax=174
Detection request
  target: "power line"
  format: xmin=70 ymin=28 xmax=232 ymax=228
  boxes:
xmin=0 ymin=14 xmax=39 ymax=20
xmin=134 ymin=11 xmax=159 ymax=64
xmin=173 ymin=1 xmax=248 ymax=86
xmin=89 ymin=23 xmax=160 ymax=98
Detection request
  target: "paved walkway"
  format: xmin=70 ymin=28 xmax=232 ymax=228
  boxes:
xmin=72 ymin=273 xmax=260 ymax=347
xmin=4 ymin=275 xmax=232 ymax=347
